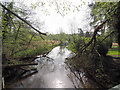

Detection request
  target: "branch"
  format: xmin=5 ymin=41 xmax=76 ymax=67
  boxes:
xmin=101 ymin=31 xmax=116 ymax=42
xmin=54 ymin=0 xmax=64 ymax=17
xmin=80 ymin=19 xmax=110 ymax=52
xmin=15 ymin=21 xmax=21 ymax=41
xmin=0 ymin=3 xmax=46 ymax=36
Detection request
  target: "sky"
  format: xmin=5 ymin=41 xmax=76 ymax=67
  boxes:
xmin=0 ymin=0 xmax=94 ymax=34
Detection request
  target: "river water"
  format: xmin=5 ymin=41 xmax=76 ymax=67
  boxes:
xmin=32 ymin=46 xmax=74 ymax=88
xmin=7 ymin=46 xmax=79 ymax=88
xmin=6 ymin=45 xmax=102 ymax=88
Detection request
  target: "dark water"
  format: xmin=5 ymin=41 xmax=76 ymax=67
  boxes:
xmin=7 ymin=46 xmax=79 ymax=88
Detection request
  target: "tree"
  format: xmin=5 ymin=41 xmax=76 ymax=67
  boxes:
xmin=75 ymin=1 xmax=120 ymax=54
xmin=89 ymin=2 xmax=120 ymax=46
xmin=66 ymin=2 xmax=120 ymax=88
xmin=58 ymin=28 xmax=67 ymax=44
xmin=85 ymin=31 xmax=90 ymax=37
xmin=0 ymin=2 xmax=46 ymax=35
xmin=78 ymin=28 xmax=84 ymax=37
xmin=1 ymin=2 xmax=45 ymax=58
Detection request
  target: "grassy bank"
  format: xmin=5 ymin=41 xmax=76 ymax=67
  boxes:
xmin=13 ymin=40 xmax=60 ymax=59
xmin=2 ymin=40 xmax=60 ymax=63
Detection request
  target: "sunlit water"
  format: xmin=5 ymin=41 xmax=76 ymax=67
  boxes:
xmin=8 ymin=46 xmax=76 ymax=88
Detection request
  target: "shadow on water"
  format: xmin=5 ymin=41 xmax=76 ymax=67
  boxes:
xmin=6 ymin=46 xmax=94 ymax=88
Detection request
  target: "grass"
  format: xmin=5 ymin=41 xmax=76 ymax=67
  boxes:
xmin=107 ymin=45 xmax=120 ymax=57
xmin=107 ymin=50 xmax=119 ymax=55
xmin=13 ymin=40 xmax=60 ymax=59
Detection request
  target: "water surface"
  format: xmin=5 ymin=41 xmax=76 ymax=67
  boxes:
xmin=9 ymin=46 xmax=75 ymax=88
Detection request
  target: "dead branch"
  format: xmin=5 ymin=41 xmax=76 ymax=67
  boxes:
xmin=0 ymin=3 xmax=46 ymax=36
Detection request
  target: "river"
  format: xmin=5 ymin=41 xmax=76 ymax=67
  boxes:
xmin=7 ymin=46 xmax=80 ymax=88
xmin=6 ymin=46 xmax=99 ymax=88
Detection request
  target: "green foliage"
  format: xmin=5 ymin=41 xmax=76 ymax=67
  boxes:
xmin=90 ymin=2 xmax=118 ymax=24
xmin=95 ymin=35 xmax=113 ymax=56
xmin=14 ymin=41 xmax=59 ymax=58
xmin=1 ymin=2 xmax=51 ymax=60
xmin=67 ymin=32 xmax=92 ymax=53
xmin=46 ymin=32 xmax=69 ymax=45
xmin=85 ymin=31 xmax=90 ymax=37
xmin=67 ymin=31 xmax=113 ymax=56
xmin=90 ymin=2 xmax=120 ymax=46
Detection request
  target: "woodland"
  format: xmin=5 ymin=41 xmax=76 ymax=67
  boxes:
xmin=0 ymin=1 xmax=120 ymax=89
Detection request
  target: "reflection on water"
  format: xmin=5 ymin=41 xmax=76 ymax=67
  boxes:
xmin=53 ymin=79 xmax=64 ymax=88
xmin=8 ymin=46 xmax=75 ymax=88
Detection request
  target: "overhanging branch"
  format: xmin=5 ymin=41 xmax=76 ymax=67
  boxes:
xmin=0 ymin=3 xmax=46 ymax=36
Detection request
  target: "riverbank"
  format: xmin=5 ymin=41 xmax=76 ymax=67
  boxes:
xmin=2 ymin=40 xmax=60 ymax=88
xmin=3 ymin=40 xmax=60 ymax=63
xmin=5 ymin=46 xmax=75 ymax=88
xmin=66 ymin=42 xmax=120 ymax=88
xmin=66 ymin=54 xmax=120 ymax=88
